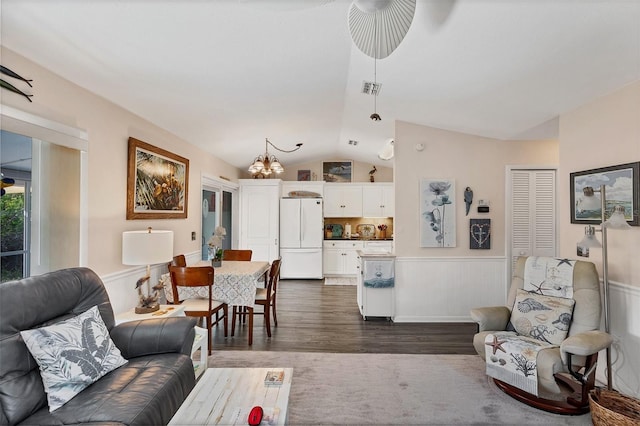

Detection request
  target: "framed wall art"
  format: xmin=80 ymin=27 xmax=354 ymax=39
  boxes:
xmin=297 ymin=169 xmax=311 ymax=181
xmin=470 ymin=218 xmax=491 ymax=249
xmin=323 ymin=161 xmax=352 ymax=182
xmin=126 ymin=137 xmax=189 ymax=219
xmin=420 ymin=179 xmax=456 ymax=247
xmin=570 ymin=162 xmax=639 ymax=226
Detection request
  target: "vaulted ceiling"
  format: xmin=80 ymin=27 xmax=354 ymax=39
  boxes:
xmin=2 ymin=0 xmax=639 ymax=170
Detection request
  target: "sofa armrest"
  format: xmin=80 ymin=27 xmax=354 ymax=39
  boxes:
xmin=561 ymin=330 xmax=613 ymax=358
xmin=470 ymin=306 xmax=511 ymax=332
xmin=111 ymin=317 xmax=197 ymax=358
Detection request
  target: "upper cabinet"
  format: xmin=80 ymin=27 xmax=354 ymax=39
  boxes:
xmin=324 ymin=184 xmax=363 ymax=217
xmin=362 ymin=183 xmax=394 ymax=217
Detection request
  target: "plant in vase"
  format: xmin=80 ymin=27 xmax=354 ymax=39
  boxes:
xmin=207 ymin=226 xmax=226 ymax=266
xmin=377 ymin=224 xmax=388 ymax=239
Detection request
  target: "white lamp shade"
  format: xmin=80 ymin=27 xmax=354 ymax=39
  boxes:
xmin=122 ymin=230 xmax=174 ymax=266
xmin=604 ymin=205 xmax=632 ymax=229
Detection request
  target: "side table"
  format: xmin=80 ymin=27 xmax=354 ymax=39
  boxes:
xmin=114 ymin=304 xmax=208 ymax=378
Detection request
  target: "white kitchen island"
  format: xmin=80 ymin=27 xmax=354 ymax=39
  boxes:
xmin=356 ymin=250 xmax=395 ymax=321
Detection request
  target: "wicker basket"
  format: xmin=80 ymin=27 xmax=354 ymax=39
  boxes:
xmin=589 ymin=388 xmax=640 ymax=426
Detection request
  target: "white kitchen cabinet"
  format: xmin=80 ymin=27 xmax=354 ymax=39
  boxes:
xmin=323 ymin=240 xmax=363 ymax=275
xmin=239 ymin=179 xmax=281 ymax=262
xmin=362 ymin=183 xmax=394 ymax=217
xmin=323 ymin=184 xmax=362 ymax=217
xmin=357 ymin=252 xmax=395 ymax=321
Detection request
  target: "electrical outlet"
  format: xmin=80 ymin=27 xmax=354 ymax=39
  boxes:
xmin=191 ymin=231 xmax=196 ymax=241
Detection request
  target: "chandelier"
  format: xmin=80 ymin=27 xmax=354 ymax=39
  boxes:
xmin=248 ymin=138 xmax=303 ymax=178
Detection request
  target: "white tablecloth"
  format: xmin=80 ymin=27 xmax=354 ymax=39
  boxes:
xmin=161 ymin=260 xmax=270 ymax=307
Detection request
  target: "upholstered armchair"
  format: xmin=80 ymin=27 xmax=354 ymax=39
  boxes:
xmin=471 ymin=256 xmax=613 ymax=414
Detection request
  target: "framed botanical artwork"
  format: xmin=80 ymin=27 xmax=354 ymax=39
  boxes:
xmin=126 ymin=137 xmax=189 ymax=219
xmin=420 ymin=179 xmax=456 ymax=247
xmin=323 ymin=161 xmax=352 ymax=182
xmin=297 ymin=169 xmax=311 ymax=181
xmin=570 ymin=162 xmax=639 ymax=226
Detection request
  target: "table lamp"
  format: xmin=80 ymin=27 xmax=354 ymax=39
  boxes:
xmin=122 ymin=227 xmax=174 ymax=313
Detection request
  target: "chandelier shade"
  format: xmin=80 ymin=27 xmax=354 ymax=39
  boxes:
xmin=248 ymin=138 xmax=302 ymax=178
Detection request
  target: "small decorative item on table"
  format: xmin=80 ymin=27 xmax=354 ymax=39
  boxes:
xmin=377 ymin=224 xmax=388 ymax=239
xmin=264 ymin=369 xmax=285 ymax=386
xmin=207 ymin=226 xmax=226 ymax=267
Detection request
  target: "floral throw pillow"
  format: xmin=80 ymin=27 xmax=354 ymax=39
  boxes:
xmin=507 ymin=289 xmax=575 ymax=346
xmin=20 ymin=305 xmax=127 ymax=411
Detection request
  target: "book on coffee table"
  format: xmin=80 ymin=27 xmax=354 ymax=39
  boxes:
xmin=264 ymin=370 xmax=285 ymax=386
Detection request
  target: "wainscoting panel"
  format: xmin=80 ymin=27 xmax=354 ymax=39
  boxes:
xmin=394 ymin=257 xmax=507 ymax=323
xmin=607 ymin=280 xmax=640 ymax=398
xmin=101 ymin=250 xmax=201 ymax=314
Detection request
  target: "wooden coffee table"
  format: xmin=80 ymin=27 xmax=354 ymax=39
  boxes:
xmin=169 ymin=368 xmax=293 ymax=425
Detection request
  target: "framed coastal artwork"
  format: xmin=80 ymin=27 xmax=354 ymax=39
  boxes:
xmin=297 ymin=169 xmax=311 ymax=181
xmin=126 ymin=137 xmax=189 ymax=219
xmin=420 ymin=179 xmax=456 ymax=247
xmin=570 ymin=162 xmax=639 ymax=226
xmin=323 ymin=161 xmax=352 ymax=182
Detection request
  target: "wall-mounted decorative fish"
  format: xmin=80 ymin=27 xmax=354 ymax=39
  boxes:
xmin=0 ymin=65 xmax=33 ymax=87
xmin=0 ymin=78 xmax=33 ymax=102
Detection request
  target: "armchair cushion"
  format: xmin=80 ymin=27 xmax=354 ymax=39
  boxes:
xmin=507 ymin=289 xmax=575 ymax=345
xmin=560 ymin=330 xmax=613 ymax=358
xmin=19 ymin=306 xmax=128 ymax=412
xmin=470 ymin=306 xmax=511 ymax=332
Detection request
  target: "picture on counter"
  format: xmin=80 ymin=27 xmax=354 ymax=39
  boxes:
xmin=470 ymin=218 xmax=491 ymax=249
xmin=297 ymin=169 xmax=311 ymax=181
xmin=323 ymin=161 xmax=352 ymax=182
xmin=420 ymin=179 xmax=456 ymax=247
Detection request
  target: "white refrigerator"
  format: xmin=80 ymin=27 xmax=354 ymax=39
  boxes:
xmin=279 ymin=197 xmax=323 ymax=279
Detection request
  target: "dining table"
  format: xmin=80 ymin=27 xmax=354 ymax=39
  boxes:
xmin=161 ymin=260 xmax=270 ymax=345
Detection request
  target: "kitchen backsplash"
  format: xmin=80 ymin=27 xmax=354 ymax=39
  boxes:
xmin=324 ymin=217 xmax=393 ymax=239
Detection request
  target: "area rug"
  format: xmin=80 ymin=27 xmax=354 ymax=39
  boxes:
xmin=208 ymin=351 xmax=591 ymax=425
xmin=324 ymin=277 xmax=357 ymax=285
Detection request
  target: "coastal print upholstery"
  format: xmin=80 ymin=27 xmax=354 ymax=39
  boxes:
xmin=20 ymin=305 xmax=127 ymax=411
xmin=507 ymin=289 xmax=575 ymax=345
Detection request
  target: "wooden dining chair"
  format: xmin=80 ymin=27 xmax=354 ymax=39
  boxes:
xmin=231 ymin=257 xmax=281 ymax=345
xmin=171 ymin=254 xmax=187 ymax=267
xmin=168 ymin=265 xmax=227 ymax=355
xmin=256 ymin=257 xmax=281 ymax=332
xmin=222 ymin=249 xmax=252 ymax=261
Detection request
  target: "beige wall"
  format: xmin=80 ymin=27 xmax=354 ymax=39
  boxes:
xmin=559 ymin=81 xmax=640 ymax=287
xmin=1 ymin=47 xmax=242 ymax=276
xmin=278 ymin=158 xmax=393 ymax=183
xmin=394 ymin=121 xmax=559 ymax=257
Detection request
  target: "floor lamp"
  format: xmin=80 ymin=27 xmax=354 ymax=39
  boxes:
xmin=577 ymin=185 xmax=631 ymax=390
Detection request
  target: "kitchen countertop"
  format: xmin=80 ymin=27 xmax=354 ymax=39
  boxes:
xmin=356 ymin=250 xmax=396 ymax=258
xmin=324 ymin=237 xmax=394 ymax=241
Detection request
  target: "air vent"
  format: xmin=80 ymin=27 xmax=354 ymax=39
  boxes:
xmin=361 ymin=81 xmax=382 ymax=95
xmin=348 ymin=140 xmax=359 ymax=146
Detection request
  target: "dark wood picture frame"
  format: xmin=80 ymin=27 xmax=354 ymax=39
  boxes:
xmin=323 ymin=161 xmax=352 ymax=182
xmin=570 ymin=161 xmax=639 ymax=226
xmin=126 ymin=137 xmax=189 ymax=220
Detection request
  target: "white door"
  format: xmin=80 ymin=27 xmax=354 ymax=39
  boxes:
xmin=280 ymin=199 xmax=301 ymax=249
xmin=508 ymin=168 xmax=557 ymax=279
xmin=300 ymin=198 xmax=323 ymax=248
xmin=239 ymin=181 xmax=280 ymax=262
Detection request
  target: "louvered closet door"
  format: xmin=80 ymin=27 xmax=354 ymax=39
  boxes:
xmin=509 ymin=169 xmax=556 ymax=279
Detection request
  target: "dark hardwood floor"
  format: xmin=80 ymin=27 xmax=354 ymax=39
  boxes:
xmin=211 ymin=279 xmax=477 ymax=354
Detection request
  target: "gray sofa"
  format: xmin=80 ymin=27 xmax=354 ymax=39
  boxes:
xmin=0 ymin=267 xmax=197 ymax=425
